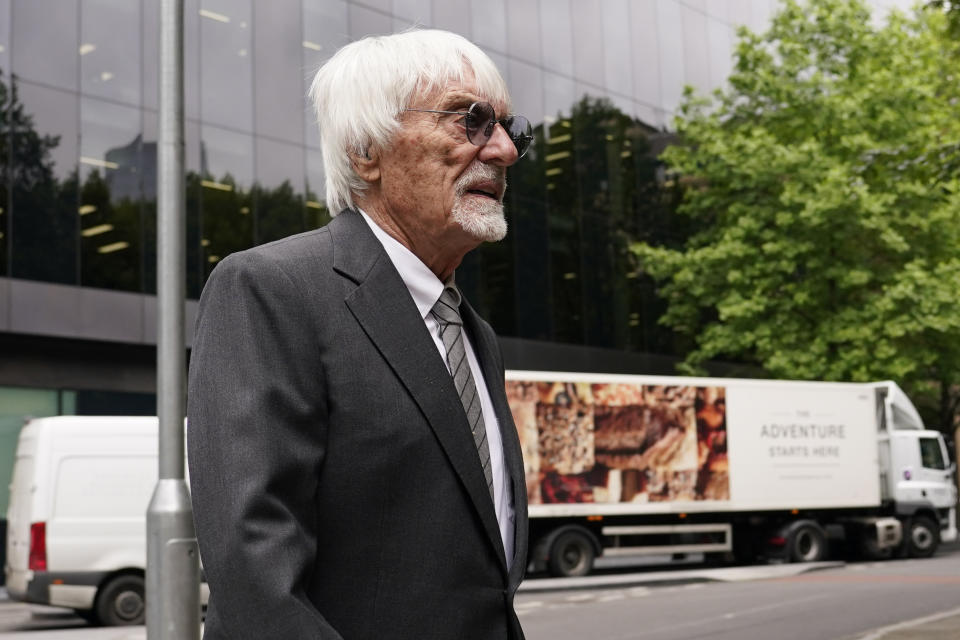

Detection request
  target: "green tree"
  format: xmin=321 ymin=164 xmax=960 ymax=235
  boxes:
xmin=632 ymin=0 xmax=960 ymax=432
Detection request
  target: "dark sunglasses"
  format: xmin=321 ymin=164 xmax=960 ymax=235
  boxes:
xmin=404 ymin=101 xmax=534 ymax=158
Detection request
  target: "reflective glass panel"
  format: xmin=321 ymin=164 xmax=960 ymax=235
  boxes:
xmin=1 ymin=0 xmax=8 ymax=274
xmin=302 ymin=0 xmax=348 ymax=150
xmin=10 ymin=82 xmax=79 ymax=285
xmin=432 ymin=0 xmax=470 ymax=35
xmin=79 ymin=98 xmax=143 ymax=292
xmin=681 ymin=4 xmax=710 ymax=92
xmin=11 ymin=0 xmax=79 ymax=92
xmin=539 ymin=0 xmax=572 ymax=76
xmin=602 ymin=0 xmax=633 ymax=97
xmin=656 ymin=0 xmax=686 ymax=112
xmin=541 ymin=74 xmax=581 ymax=344
xmin=630 ymin=0 xmax=661 ymax=110
xmin=393 ymin=0 xmax=431 ymax=24
xmin=140 ymin=112 xmax=204 ymax=297
xmin=305 ymin=147 xmax=331 ymax=227
xmin=507 ymin=59 xmax=543 ymax=135
xmin=573 ymin=94 xmax=637 ymax=348
xmin=504 ymin=59 xmax=549 ymax=340
xmin=707 ymin=15 xmax=733 ymax=91
xmin=571 ymin=0 xmax=603 ymax=84
xmin=255 ymin=137 xmax=305 ymax=244
xmin=470 ymin=0 xmax=506 ymax=54
xmin=200 ymin=125 xmax=254 ymax=279
xmin=506 ymin=0 xmax=540 ymax=66
xmin=185 ymin=119 xmax=203 ymax=297
xmin=348 ymin=4 xmax=392 ymax=39
xmin=0 ymin=0 xmax=10 ymax=74
xmin=254 ymin=0 xmax=303 ymax=145
xmin=199 ymin=0 xmax=253 ymax=131
xmin=80 ymin=0 xmax=141 ymax=106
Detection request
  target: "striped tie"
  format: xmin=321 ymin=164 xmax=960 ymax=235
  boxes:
xmin=431 ymin=286 xmax=495 ymax=502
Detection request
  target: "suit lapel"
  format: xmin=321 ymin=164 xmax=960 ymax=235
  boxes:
xmin=329 ymin=211 xmax=508 ymax=574
xmin=461 ymin=300 xmax=530 ymax=588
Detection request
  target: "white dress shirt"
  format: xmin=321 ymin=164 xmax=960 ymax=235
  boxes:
xmin=358 ymin=209 xmax=515 ymax=567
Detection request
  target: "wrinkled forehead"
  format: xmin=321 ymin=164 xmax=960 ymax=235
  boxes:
xmin=410 ymin=58 xmax=512 ymax=114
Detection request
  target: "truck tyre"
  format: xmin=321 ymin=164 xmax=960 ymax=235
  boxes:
xmin=788 ymin=523 xmax=827 ymax=563
xmin=904 ymin=516 xmax=939 ymax=558
xmin=94 ymin=574 xmax=145 ymax=626
xmin=548 ymin=529 xmax=596 ymax=577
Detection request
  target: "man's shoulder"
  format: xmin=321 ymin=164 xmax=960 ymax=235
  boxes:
xmin=218 ymin=227 xmax=333 ymax=276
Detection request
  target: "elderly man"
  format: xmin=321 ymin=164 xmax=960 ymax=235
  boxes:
xmin=187 ymin=29 xmax=533 ymax=640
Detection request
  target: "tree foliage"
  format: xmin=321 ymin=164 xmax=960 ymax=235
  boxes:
xmin=632 ymin=0 xmax=960 ymax=430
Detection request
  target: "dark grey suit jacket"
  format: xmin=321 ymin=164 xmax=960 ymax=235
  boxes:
xmin=187 ymin=209 xmax=528 ymax=639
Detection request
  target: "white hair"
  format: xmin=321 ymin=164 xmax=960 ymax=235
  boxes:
xmin=307 ymin=29 xmax=512 ymax=215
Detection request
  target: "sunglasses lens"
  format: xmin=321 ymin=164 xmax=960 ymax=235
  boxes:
xmin=504 ymin=115 xmax=533 ymax=158
xmin=465 ymin=102 xmax=495 ymax=145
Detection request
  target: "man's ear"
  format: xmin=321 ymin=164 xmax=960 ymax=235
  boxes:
xmin=351 ymin=148 xmax=380 ymax=184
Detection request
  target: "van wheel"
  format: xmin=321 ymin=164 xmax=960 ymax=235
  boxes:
xmin=904 ymin=516 xmax=939 ymax=558
xmin=548 ymin=529 xmax=595 ymax=577
xmin=95 ymin=574 xmax=145 ymax=626
xmin=788 ymin=523 xmax=827 ymax=563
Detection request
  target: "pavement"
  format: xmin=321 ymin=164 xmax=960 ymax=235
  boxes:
xmin=3 ymin=562 xmax=960 ymax=639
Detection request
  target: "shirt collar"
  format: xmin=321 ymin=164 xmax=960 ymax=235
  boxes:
xmin=357 ymin=208 xmax=454 ymax=319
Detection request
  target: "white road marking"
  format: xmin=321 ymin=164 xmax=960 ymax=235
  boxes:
xmin=565 ymin=593 xmax=595 ymax=602
xmin=598 ymin=593 xmax=626 ymax=602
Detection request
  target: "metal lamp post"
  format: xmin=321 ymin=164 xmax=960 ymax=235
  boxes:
xmin=146 ymin=0 xmax=201 ymax=637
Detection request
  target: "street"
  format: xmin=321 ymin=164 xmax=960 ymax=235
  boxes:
xmin=517 ymin=548 xmax=960 ymax=640
xmin=1 ymin=548 xmax=959 ymax=639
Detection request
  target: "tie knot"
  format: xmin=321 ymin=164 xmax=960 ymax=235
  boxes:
xmin=431 ymin=286 xmax=462 ymax=326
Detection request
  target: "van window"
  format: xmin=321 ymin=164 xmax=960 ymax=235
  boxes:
xmin=53 ymin=456 xmax=155 ymax=519
xmin=919 ymin=437 xmax=947 ymax=470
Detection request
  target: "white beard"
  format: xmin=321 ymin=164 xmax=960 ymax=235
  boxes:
xmin=451 ymin=164 xmax=508 ymax=242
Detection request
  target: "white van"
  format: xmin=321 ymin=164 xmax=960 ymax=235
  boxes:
xmin=5 ymin=416 xmax=166 ymax=625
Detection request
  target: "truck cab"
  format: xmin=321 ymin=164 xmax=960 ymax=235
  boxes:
xmin=877 ymin=381 xmax=958 ymax=556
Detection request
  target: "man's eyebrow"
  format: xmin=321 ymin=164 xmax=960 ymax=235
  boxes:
xmin=438 ymin=94 xmax=479 ymax=111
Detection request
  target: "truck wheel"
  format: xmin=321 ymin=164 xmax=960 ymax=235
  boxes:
xmin=548 ymin=529 xmax=595 ymax=577
xmin=789 ymin=523 xmax=827 ymax=563
xmin=904 ymin=516 xmax=939 ymax=558
xmin=95 ymin=574 xmax=145 ymax=626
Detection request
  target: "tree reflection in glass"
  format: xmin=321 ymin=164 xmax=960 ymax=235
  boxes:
xmin=5 ymin=72 xmax=79 ymax=285
xmin=499 ymin=95 xmax=687 ymax=353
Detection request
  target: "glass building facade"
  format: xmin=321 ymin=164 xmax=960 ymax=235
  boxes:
xmin=0 ymin=0 xmax=781 ymax=351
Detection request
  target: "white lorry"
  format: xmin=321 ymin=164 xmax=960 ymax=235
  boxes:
xmin=3 ymin=416 xmax=202 ymax=626
xmin=506 ymin=371 xmax=958 ymax=577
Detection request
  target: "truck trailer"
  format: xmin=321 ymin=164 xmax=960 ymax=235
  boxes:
xmin=506 ymin=371 xmax=958 ymax=577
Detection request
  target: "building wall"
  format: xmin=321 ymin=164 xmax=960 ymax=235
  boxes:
xmin=0 ymin=0 xmax=778 ymax=356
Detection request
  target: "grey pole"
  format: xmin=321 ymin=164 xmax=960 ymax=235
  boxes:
xmin=147 ymin=0 xmax=201 ymax=637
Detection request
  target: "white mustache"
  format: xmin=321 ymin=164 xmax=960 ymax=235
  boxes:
xmin=455 ymin=163 xmax=507 ymax=200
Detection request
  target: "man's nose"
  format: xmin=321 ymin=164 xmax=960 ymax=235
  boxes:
xmin=478 ymin=122 xmax=519 ymax=167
